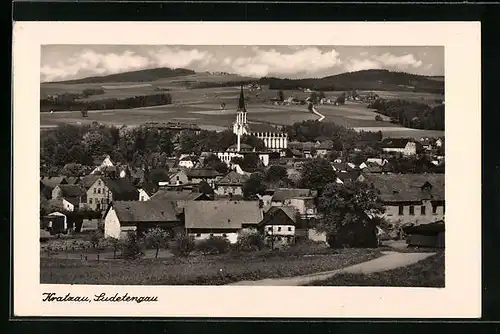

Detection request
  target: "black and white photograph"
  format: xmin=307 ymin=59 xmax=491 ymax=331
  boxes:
xmin=12 ymin=22 xmax=481 ymax=318
xmin=38 ymin=44 xmax=446 ymax=287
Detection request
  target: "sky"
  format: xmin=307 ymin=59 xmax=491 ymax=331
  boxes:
xmin=40 ymin=45 xmax=444 ymax=82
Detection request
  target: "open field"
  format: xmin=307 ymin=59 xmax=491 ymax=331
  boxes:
xmin=40 ymin=78 xmax=444 ymax=138
xmin=306 ymin=251 xmax=444 ymax=287
xmin=40 ymin=244 xmax=381 ymax=285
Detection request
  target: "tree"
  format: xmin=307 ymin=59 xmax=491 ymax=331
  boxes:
xmin=316 ymin=182 xmax=385 ymax=248
xmin=318 ymin=91 xmax=326 ymax=100
xmin=198 ymin=181 xmax=215 ymax=197
xmin=53 ymin=145 xmax=69 ymax=166
xmin=264 ymin=165 xmax=288 ymax=184
xmin=108 ymin=237 xmax=121 ymax=259
xmin=299 ymin=158 xmax=337 ymax=193
xmin=60 ymin=163 xmax=87 ymax=177
xmin=242 ymin=172 xmax=267 ymax=200
xmin=144 ymin=227 xmax=170 ymax=259
xmin=241 ymin=153 xmax=260 ymax=170
xmin=204 ymin=154 xmax=228 ymax=174
xmin=241 ymin=135 xmax=266 ymax=151
xmin=375 ymin=115 xmax=383 ymax=122
xmin=310 ymin=92 xmax=318 ymax=104
xmin=277 ymin=90 xmax=285 ymax=102
xmin=121 ymin=231 xmax=143 ymax=259
xmin=172 ymin=232 xmax=196 ymax=257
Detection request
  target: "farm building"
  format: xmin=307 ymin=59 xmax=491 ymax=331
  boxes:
xmin=270 ymin=188 xmax=316 ymax=207
xmin=403 ymin=220 xmax=445 ymax=248
xmin=186 ymin=168 xmax=224 ymax=186
xmin=362 ymin=174 xmax=445 ymax=226
xmin=51 ymin=184 xmax=86 ymax=210
xmin=258 ymin=206 xmax=297 ymax=248
xmin=103 ymin=200 xmax=183 ymax=239
xmin=217 ymin=143 xmax=271 ymax=167
xmin=214 ymin=171 xmax=249 ymax=197
xmin=41 ymin=212 xmax=68 ymax=235
xmin=184 ymin=200 xmax=264 ymax=244
xmin=380 ymin=138 xmax=421 ymax=156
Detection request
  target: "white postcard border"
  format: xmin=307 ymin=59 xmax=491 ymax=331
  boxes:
xmin=12 ymin=21 xmax=481 ymax=318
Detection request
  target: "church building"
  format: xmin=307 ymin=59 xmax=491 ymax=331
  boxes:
xmin=232 ymin=85 xmax=288 ymax=153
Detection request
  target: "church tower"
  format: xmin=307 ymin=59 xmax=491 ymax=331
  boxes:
xmin=232 ymin=84 xmax=249 ymax=152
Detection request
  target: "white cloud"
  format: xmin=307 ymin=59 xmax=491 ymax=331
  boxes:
xmin=227 ymin=47 xmax=342 ymax=77
xmin=344 ymin=52 xmax=424 ymax=73
xmin=147 ymin=47 xmax=214 ymax=69
xmin=41 ymin=49 xmax=151 ymax=82
xmin=344 ymin=59 xmax=383 ymax=72
xmin=40 ymin=47 xmax=214 ymax=82
xmin=373 ymin=53 xmax=423 ymax=69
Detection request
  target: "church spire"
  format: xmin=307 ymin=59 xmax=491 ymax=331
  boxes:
xmin=237 ymin=84 xmax=246 ymax=112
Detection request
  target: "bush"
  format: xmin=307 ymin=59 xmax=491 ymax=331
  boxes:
xmin=172 ymin=233 xmax=195 ymax=257
xmin=375 ymin=115 xmax=383 ymax=121
xmin=236 ymin=228 xmax=265 ymax=252
xmin=195 ymin=236 xmax=231 ymax=255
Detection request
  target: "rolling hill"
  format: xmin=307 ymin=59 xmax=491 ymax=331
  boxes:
xmin=259 ymin=69 xmax=444 ymax=94
xmin=45 ymin=68 xmax=444 ymax=94
xmin=47 ymin=67 xmax=196 ymax=84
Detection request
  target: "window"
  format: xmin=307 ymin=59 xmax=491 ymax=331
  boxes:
xmin=176 ymin=176 xmax=179 ymax=181
xmin=432 ymin=205 xmax=437 ymax=215
xmin=268 ymin=227 xmax=272 ymax=231
xmin=98 ymin=180 xmax=101 ymax=186
xmin=398 ymin=205 xmax=404 ymax=215
xmin=89 ymin=198 xmax=93 ymax=204
xmin=277 ymin=227 xmax=282 ymax=232
xmin=210 ymin=233 xmax=214 ymax=237
xmin=409 ymin=206 xmax=415 ymax=216
xmin=421 ymin=205 xmax=426 ymax=215
xmin=196 ymin=234 xmax=201 ymax=237
xmin=93 ymin=188 xmax=96 ymax=194
xmin=97 ymin=188 xmax=101 ymax=194
xmin=223 ymin=234 xmax=227 ymax=238
xmin=288 ymin=227 xmax=292 ymax=232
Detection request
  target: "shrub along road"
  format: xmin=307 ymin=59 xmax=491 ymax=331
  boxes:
xmin=227 ymin=251 xmax=435 ymax=286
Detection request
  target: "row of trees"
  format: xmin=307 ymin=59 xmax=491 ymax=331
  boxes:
xmin=40 ymin=93 xmax=173 ymax=112
xmin=368 ymin=99 xmax=445 ymax=130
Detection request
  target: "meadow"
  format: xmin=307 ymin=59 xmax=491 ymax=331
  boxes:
xmin=40 ymin=75 xmax=445 ymax=139
xmin=307 ymin=251 xmax=445 ymax=287
xmin=40 ymin=243 xmax=381 ymax=285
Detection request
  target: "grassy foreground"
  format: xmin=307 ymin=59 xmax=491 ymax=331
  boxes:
xmin=40 ymin=246 xmax=381 ymax=285
xmin=307 ymin=251 xmax=445 ymax=287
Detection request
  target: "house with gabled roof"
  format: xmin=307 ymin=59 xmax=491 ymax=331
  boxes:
xmin=104 ymin=200 xmax=183 ymax=239
xmin=258 ymin=206 xmax=298 ymax=248
xmin=214 ymin=171 xmax=249 ymax=197
xmin=362 ymin=174 xmax=445 ymax=226
xmin=51 ymin=184 xmax=86 ymax=210
xmin=186 ymin=168 xmax=224 ymax=187
xmin=184 ymin=200 xmax=264 ymax=244
xmin=381 ymin=138 xmax=420 ymax=156
xmin=85 ymin=177 xmax=139 ymax=212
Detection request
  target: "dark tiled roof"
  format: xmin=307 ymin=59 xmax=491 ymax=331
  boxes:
xmin=41 ymin=176 xmax=67 ymax=189
xmin=260 ymin=206 xmax=297 ymax=226
xmin=184 ymin=200 xmax=263 ymax=229
xmin=362 ymin=174 xmax=444 ymax=202
xmin=57 ymin=184 xmax=85 ymax=198
xmin=381 ymin=138 xmax=411 ymax=149
xmin=112 ymin=200 xmax=179 ymax=223
xmin=248 ymin=123 xmax=282 ymax=134
xmin=150 ymin=190 xmax=205 ymax=201
xmin=186 ymin=168 xmax=224 ymax=179
xmin=80 ymin=175 xmax=100 ymax=189
xmin=216 ymin=171 xmax=249 ymax=185
xmin=227 ymin=143 xmax=253 ymax=152
xmin=104 ymin=179 xmax=139 ymax=201
xmin=271 ymin=188 xmax=314 ymax=202
xmin=65 ymin=177 xmax=80 ymax=185
xmin=140 ymin=182 xmax=159 ymax=196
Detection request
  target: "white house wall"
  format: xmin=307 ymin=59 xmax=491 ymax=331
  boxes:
xmin=104 ymin=206 xmax=121 ymax=239
xmin=190 ymin=232 xmax=239 ymax=244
